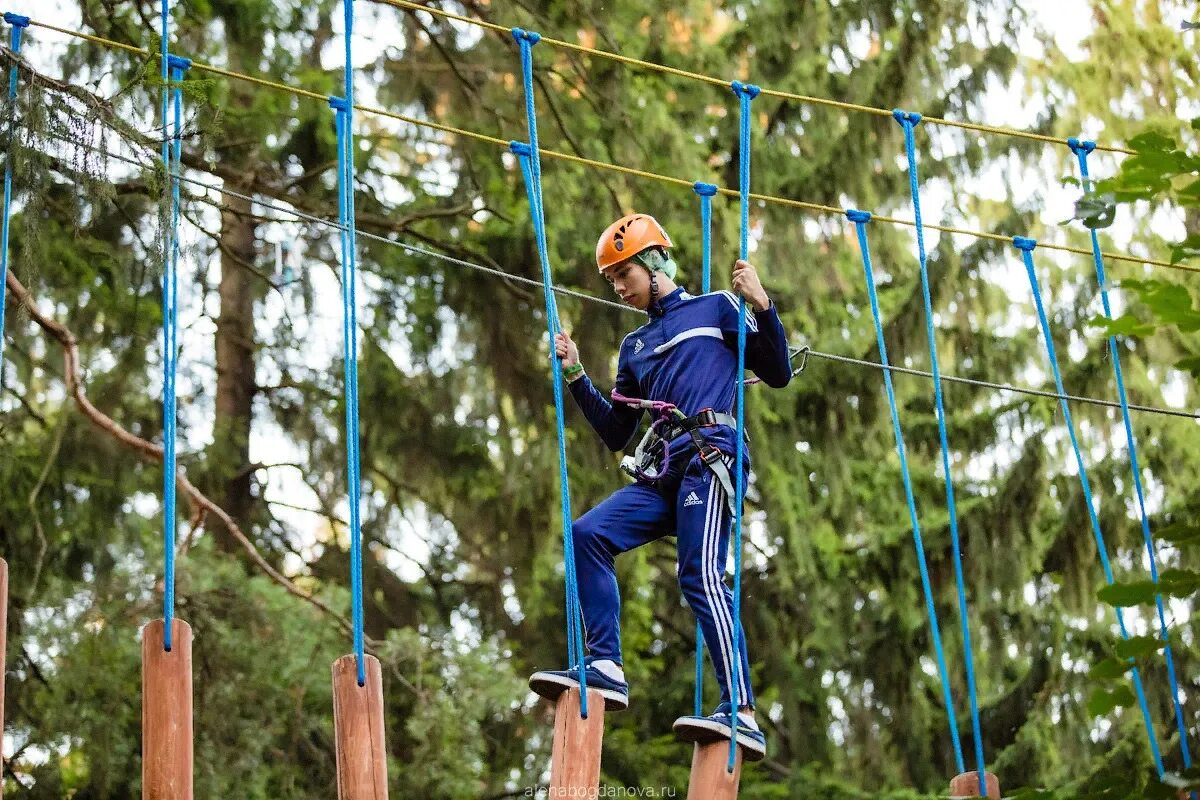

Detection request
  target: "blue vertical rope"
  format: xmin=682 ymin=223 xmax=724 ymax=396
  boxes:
xmin=511 ymin=27 xmax=589 ymax=718
xmin=694 ymin=181 xmax=717 ymax=294
xmin=1013 ymin=236 xmax=1166 ymax=776
xmin=157 ymin=1 xmax=181 ymax=652
xmin=893 ymin=110 xmax=987 ymax=794
xmin=1067 ymin=138 xmax=1192 ymax=771
xmin=328 ymin=0 xmax=366 ymax=688
xmin=331 ymin=92 xmax=366 ymax=687
xmin=727 ymin=79 xmax=758 ymax=772
xmin=847 ymin=209 xmax=966 ymax=774
xmin=692 ymin=179 xmax=717 ymax=717
xmin=162 ymin=53 xmax=189 ymax=653
xmin=0 ymin=13 xmax=28 ymax=387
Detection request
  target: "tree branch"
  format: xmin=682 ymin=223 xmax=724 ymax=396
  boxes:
xmin=5 ymin=269 xmax=371 ymax=646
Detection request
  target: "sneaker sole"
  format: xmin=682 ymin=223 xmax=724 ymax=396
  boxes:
xmin=529 ymin=671 xmax=629 ymax=711
xmin=672 ymin=718 xmax=766 ymax=762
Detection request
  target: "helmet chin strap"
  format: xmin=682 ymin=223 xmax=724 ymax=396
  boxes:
xmin=648 ymin=270 xmax=660 ymax=307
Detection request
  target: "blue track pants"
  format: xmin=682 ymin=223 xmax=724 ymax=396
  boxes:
xmin=572 ymin=449 xmax=754 ymax=708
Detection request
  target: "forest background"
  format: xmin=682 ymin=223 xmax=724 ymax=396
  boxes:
xmin=0 ymin=0 xmax=1198 ymax=797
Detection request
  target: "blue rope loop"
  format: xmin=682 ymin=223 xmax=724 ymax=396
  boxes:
xmin=848 ymin=209 xmax=966 ymax=773
xmin=508 ymin=140 xmax=531 ymax=157
xmin=1012 ymin=235 xmax=1036 ymax=252
xmin=512 ymin=37 xmax=590 ymax=718
xmin=1066 ymin=136 xmax=1097 ymax=156
xmin=692 ymin=181 xmax=718 ymax=197
xmin=1014 ymin=237 xmax=1169 ymax=775
xmin=894 ymin=111 xmax=987 ymax=795
xmin=510 ymin=27 xmax=541 ymax=45
xmin=725 ymin=75 xmax=758 ymax=772
xmin=1 ymin=13 xmax=25 ymax=385
xmin=1067 ymin=141 xmax=1192 ymax=771
xmin=165 ymin=53 xmax=192 ymax=74
xmin=730 ymin=80 xmax=761 ymax=99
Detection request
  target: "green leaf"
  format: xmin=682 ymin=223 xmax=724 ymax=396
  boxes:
xmin=1089 ymin=656 xmax=1134 ymax=681
xmin=1087 ymin=685 xmax=1136 ymax=716
xmin=1170 ymin=234 xmax=1200 ymax=264
xmin=1128 ymin=131 xmax=1177 ymax=153
xmin=1097 ymin=580 xmax=1159 ymax=607
xmin=1179 ymin=179 xmax=1200 ymax=207
xmin=1176 ymin=355 xmax=1200 ymax=375
xmin=1088 ymin=313 xmax=1157 ymax=338
xmin=1114 ymin=635 xmax=1165 ymax=660
xmin=1072 ymin=192 xmax=1117 ymax=229
xmin=1156 ymin=521 xmax=1200 ymax=547
xmin=1160 ymin=568 xmax=1200 ymax=597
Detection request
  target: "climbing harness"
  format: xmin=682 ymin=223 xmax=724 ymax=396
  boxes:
xmin=611 ymin=390 xmax=741 ymax=515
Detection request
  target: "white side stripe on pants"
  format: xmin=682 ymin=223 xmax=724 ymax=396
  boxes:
xmin=700 ymin=457 xmax=748 ymax=702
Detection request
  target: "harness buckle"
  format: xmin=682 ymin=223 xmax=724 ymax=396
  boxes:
xmin=699 ymin=444 xmax=724 ymax=466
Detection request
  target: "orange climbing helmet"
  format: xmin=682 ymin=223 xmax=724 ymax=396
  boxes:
xmin=595 ymin=213 xmax=673 ymax=271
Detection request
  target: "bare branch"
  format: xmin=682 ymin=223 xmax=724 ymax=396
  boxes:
xmin=5 ymin=268 xmax=374 ymax=646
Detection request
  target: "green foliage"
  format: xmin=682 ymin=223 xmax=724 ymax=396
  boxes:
xmin=2 ymin=0 xmax=1198 ymax=797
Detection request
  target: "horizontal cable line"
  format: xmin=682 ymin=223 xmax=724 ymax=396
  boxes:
xmin=17 ymin=18 xmax=1192 ymax=275
xmin=806 ymin=351 xmax=1199 ymax=420
xmin=380 ymin=0 xmax=1134 ymax=155
xmin=27 ymin=122 xmax=1197 ymax=423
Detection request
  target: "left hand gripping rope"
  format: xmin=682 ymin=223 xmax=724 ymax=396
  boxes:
xmin=510 ymin=29 xmax=589 ymax=717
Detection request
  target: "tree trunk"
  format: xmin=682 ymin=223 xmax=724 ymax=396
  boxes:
xmin=212 ymin=188 xmax=258 ymax=549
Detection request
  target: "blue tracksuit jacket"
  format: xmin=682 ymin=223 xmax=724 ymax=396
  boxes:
xmin=565 ymin=286 xmax=791 ymax=708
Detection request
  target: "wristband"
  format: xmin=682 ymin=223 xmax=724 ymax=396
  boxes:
xmin=562 ymin=363 xmax=585 ymax=380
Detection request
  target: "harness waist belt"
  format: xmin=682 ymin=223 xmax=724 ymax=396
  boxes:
xmin=659 ymin=410 xmax=742 ymax=443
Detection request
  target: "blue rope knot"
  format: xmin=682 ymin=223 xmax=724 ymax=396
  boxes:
xmin=165 ymin=53 xmax=192 ymax=74
xmin=846 ymin=209 xmax=872 ymax=224
xmin=892 ymin=108 xmax=922 ymax=127
xmin=509 ymin=140 xmax=532 ymax=157
xmin=3 ymin=12 xmax=29 ymax=27
xmin=328 ymin=94 xmax=350 ymax=112
xmin=693 ymin=181 xmax=718 ymax=197
xmin=1067 ymin=137 xmax=1097 ymax=156
xmin=510 ymin=27 xmax=541 ymax=45
xmin=1012 ymin=236 xmax=1037 ymax=252
xmin=730 ymin=80 xmax=761 ymax=99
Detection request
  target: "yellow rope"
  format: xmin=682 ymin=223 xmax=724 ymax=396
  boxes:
xmin=380 ymin=0 xmax=1136 ymax=156
xmin=22 ymin=18 xmax=1194 ymax=274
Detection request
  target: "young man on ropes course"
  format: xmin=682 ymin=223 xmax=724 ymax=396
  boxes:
xmin=529 ymin=213 xmax=792 ymax=761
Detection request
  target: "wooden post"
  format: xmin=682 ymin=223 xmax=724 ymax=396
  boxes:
xmin=1 ymin=559 xmax=7 ymax=800
xmin=950 ymin=771 xmax=1001 ymax=799
xmin=332 ymin=653 xmax=389 ymax=799
xmin=142 ymin=618 xmax=193 ymax=800
xmin=686 ymin=740 xmax=742 ymax=800
xmin=548 ymin=687 xmax=605 ymax=794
